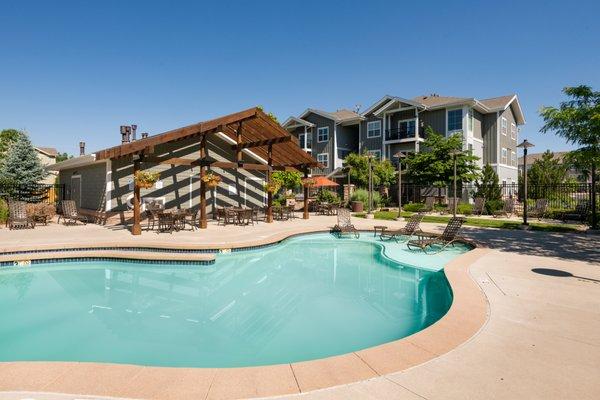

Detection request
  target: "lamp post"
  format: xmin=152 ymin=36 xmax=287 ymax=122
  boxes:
xmin=394 ymin=151 xmax=406 ymax=219
xmin=367 ymin=154 xmax=374 ymax=216
xmin=517 ymin=139 xmax=535 ymax=226
xmin=448 ymin=149 xmax=462 ymax=217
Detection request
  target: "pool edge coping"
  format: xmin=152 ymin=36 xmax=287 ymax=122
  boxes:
xmin=0 ymin=229 xmax=489 ymax=400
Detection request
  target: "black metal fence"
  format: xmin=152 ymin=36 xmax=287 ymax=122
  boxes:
xmin=387 ymin=182 xmax=598 ymax=222
xmin=0 ymin=183 xmax=66 ymax=204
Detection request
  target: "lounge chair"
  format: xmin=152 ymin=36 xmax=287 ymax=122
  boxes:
xmin=561 ymin=200 xmax=589 ymax=223
xmin=406 ymin=217 xmax=465 ymax=254
xmin=528 ymin=199 xmax=548 ymax=221
xmin=380 ymin=213 xmax=425 ymax=241
xmin=472 ymin=197 xmax=485 ymax=216
xmin=493 ymin=198 xmax=515 ymax=218
xmin=7 ymin=200 xmax=35 ymax=230
xmin=331 ymin=208 xmax=360 ymax=238
xmin=59 ymin=200 xmax=88 ymax=225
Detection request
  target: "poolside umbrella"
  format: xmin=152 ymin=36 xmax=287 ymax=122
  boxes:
xmin=311 ymin=176 xmax=339 ymax=187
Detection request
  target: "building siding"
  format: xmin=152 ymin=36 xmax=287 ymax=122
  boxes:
xmin=59 ymin=162 xmax=107 ymax=210
xmin=419 ymin=109 xmax=446 ymax=136
xmin=473 ymin=110 xmax=483 ymax=140
xmin=359 ymin=115 xmax=383 ymax=153
xmin=301 ymin=112 xmax=335 ymax=174
xmin=482 ymin=113 xmax=498 ymax=164
xmin=109 ymin=135 xmax=267 ymax=214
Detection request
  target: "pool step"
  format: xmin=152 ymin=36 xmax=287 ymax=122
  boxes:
xmin=0 ymin=249 xmax=215 ymax=265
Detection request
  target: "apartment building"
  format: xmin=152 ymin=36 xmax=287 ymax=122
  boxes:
xmin=283 ymin=94 xmax=525 ymax=184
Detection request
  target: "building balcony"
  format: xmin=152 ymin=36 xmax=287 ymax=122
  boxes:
xmin=385 ymin=128 xmax=423 ymax=141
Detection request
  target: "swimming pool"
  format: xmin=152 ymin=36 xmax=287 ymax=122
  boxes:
xmin=0 ymin=233 xmax=470 ymax=368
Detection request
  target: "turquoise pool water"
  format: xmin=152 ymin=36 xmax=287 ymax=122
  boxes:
xmin=0 ymin=233 xmax=469 ymax=367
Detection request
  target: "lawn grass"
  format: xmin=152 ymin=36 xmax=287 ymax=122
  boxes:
xmin=353 ymin=210 xmax=582 ymax=233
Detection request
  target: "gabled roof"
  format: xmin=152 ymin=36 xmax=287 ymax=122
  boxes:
xmin=372 ymin=97 xmax=426 ymax=116
xmin=298 ymin=108 xmax=362 ymax=123
xmin=412 ymin=95 xmax=473 ymax=108
xmin=282 ymin=116 xmax=315 ymax=129
xmin=362 ymin=95 xmax=424 ymax=116
xmin=479 ymin=95 xmax=515 ymax=110
xmin=480 ymin=94 xmax=525 ymax=124
xmin=35 ymin=147 xmax=58 ymax=157
xmin=51 ymin=107 xmax=319 ymax=171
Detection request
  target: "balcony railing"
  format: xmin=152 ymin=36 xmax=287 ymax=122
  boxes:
xmin=385 ymin=128 xmax=421 ymax=141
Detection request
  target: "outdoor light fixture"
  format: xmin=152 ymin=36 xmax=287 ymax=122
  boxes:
xmin=448 ymin=149 xmax=463 ymax=217
xmin=394 ymin=151 xmax=406 ymax=219
xmin=517 ymin=139 xmax=535 ymax=226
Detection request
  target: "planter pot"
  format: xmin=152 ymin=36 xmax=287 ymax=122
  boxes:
xmin=351 ymin=201 xmax=364 ymax=213
xmin=137 ymin=182 xmax=154 ymax=189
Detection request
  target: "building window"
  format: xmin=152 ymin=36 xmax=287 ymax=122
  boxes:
xmin=501 ymin=117 xmax=508 ymax=135
xmin=447 ymin=109 xmax=463 ymax=132
xmin=398 ymin=119 xmax=416 ymax=137
xmin=511 ymin=123 xmax=516 ymax=140
xmin=317 ymin=127 xmax=329 ymax=142
xmin=501 ymin=148 xmax=508 ymax=165
xmin=366 ymin=121 xmax=381 ymax=138
xmin=338 ymin=148 xmax=352 ymax=159
xmin=467 ymin=108 xmax=474 ymax=132
xmin=511 ymin=151 xmax=517 ymax=166
xmin=317 ymin=153 xmax=329 ymax=168
xmin=367 ymin=150 xmax=381 ymax=160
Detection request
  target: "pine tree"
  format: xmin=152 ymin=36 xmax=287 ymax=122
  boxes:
xmin=474 ymin=164 xmax=502 ymax=201
xmin=0 ymin=132 xmax=47 ymax=186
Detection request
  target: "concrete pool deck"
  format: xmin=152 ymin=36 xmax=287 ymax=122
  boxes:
xmin=0 ymin=216 xmax=599 ymax=399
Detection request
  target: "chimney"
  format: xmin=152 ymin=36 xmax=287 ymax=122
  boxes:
xmin=131 ymin=124 xmax=137 ymax=141
xmin=79 ymin=141 xmax=85 ymax=156
xmin=120 ymin=125 xmax=129 ymax=144
xmin=141 ymin=132 xmax=148 ymax=139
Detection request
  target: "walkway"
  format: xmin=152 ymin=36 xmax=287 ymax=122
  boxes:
xmin=0 ymin=216 xmax=598 ymax=399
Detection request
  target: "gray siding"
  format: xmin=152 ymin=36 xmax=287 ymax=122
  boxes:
xmin=301 ymin=112 xmax=335 ymax=174
xmin=59 ymin=163 xmax=107 ymax=210
xmin=482 ymin=113 xmax=498 ymax=164
xmin=359 ymin=115 xmax=383 ymax=153
xmin=109 ymin=135 xmax=267 ymax=214
xmin=419 ymin=109 xmax=446 ymax=136
xmin=390 ymin=110 xmax=417 ymax=133
xmin=499 ymin=106 xmax=518 ymax=165
xmin=336 ymin=124 xmax=359 ymax=158
xmin=473 ymin=110 xmax=483 ymax=140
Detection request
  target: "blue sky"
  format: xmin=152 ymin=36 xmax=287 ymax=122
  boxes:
xmin=1 ymin=0 xmax=599 ymax=156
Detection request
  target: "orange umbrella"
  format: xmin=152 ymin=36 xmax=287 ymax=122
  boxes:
xmin=310 ymin=176 xmax=339 ymax=187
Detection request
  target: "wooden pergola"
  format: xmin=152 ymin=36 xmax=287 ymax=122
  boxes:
xmin=95 ymin=107 xmax=320 ymax=235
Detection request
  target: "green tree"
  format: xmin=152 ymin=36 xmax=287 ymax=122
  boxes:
xmin=0 ymin=129 xmax=23 ymax=164
xmin=56 ymin=152 xmax=72 ymax=162
xmin=271 ymin=170 xmax=302 ymax=191
xmin=404 ymin=128 xmax=480 ymax=186
xmin=474 ymin=164 xmax=502 ymax=201
xmin=527 ymin=151 xmax=567 ymax=187
xmin=540 ymin=85 xmax=600 ymax=228
xmin=343 ymin=152 xmax=397 ymax=189
xmin=0 ymin=132 xmax=47 ymax=186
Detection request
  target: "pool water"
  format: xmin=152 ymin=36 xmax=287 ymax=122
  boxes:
xmin=0 ymin=233 xmax=468 ymax=367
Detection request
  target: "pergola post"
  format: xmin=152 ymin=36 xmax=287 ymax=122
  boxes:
xmin=131 ymin=158 xmax=142 ymax=235
xmin=303 ymin=169 xmax=309 ymax=219
xmin=266 ymin=144 xmax=274 ymax=223
xmin=199 ymin=135 xmax=208 ymax=229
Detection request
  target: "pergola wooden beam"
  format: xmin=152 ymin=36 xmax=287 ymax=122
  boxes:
xmin=230 ymin=136 xmax=291 ymax=150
